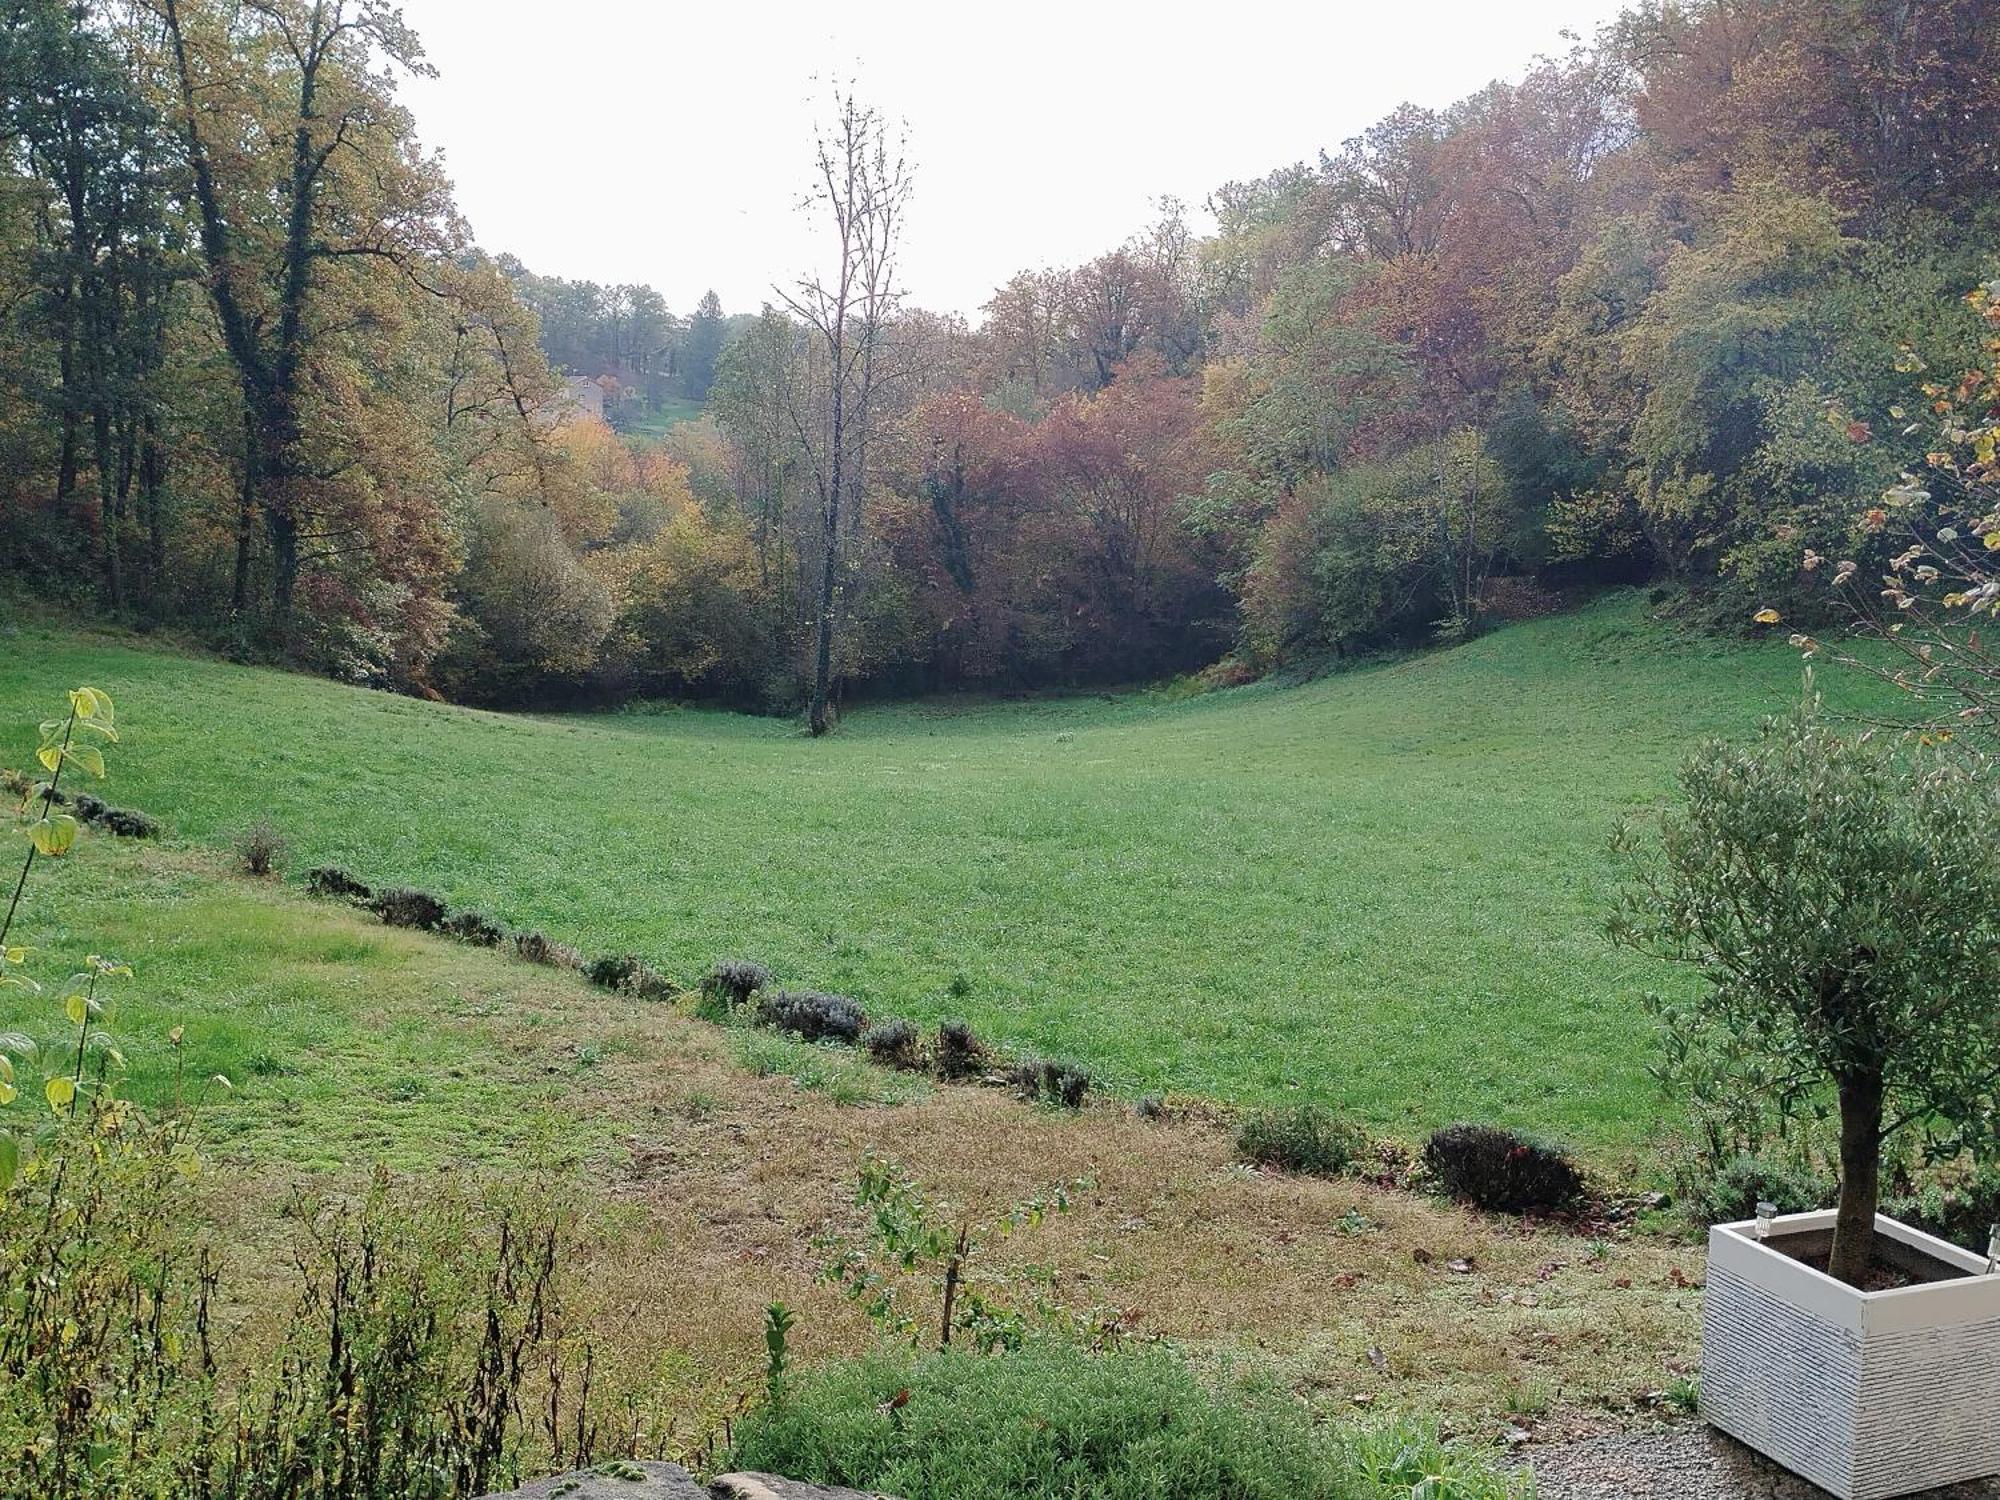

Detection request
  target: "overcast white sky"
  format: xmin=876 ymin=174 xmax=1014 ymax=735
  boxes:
xmin=395 ymin=0 xmax=1630 ymax=321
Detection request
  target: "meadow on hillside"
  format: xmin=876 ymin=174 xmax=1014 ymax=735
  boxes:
xmin=0 ymin=593 xmax=1885 ymax=1153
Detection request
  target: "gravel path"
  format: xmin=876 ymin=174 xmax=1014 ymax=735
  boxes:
xmin=1526 ymin=1427 xmax=2000 ymax=1499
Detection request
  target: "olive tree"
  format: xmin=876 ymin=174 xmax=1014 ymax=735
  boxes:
xmin=1615 ymin=705 xmax=2000 ymax=1284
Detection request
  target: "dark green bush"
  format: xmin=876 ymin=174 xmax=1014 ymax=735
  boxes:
xmin=935 ymin=1018 xmax=982 ymax=1080
xmin=1689 ymin=1153 xmax=1831 ymax=1226
xmin=514 ymin=929 xmax=582 ymax=969
xmin=731 ymin=1341 xmax=1526 ymax=1500
xmin=1887 ymin=1162 xmax=2000 ymax=1253
xmin=93 ymin=803 xmax=157 ymax=838
xmin=758 ymin=989 xmax=866 ymax=1044
xmin=1236 ymin=1104 xmax=1366 ymax=1177
xmin=585 ymin=952 xmax=675 ymax=1001
xmin=698 ymin=959 xmax=771 ymax=1021
xmin=304 ymin=865 xmax=372 ymax=902
xmin=371 ymin=886 xmax=447 ymax=931
xmin=1013 ymin=1058 xmax=1093 ymax=1109
xmin=862 ymin=1018 xmax=920 ymax=1069
xmin=1423 ymin=1123 xmax=1584 ymax=1213
xmin=442 ymin=908 xmax=505 ymax=947
xmin=731 ymin=1343 xmax=1320 ymax=1500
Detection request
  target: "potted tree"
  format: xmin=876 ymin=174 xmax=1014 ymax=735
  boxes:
xmin=1617 ymin=705 xmax=2000 ymax=1500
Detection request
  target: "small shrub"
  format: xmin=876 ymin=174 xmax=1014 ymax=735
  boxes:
xmin=863 ymin=1018 xmax=920 ymax=1070
xmin=585 ymin=952 xmax=676 ymax=1001
xmin=305 ymin=865 xmax=372 ymax=902
xmin=514 ymin=929 xmax=583 ymax=969
xmin=1042 ymin=1061 xmax=1091 ymax=1110
xmin=1013 ymin=1058 xmax=1092 ymax=1109
xmin=1236 ymin=1103 xmax=1367 ymax=1177
xmin=730 ymin=1341 xmax=1530 ymax=1500
xmin=758 ymin=988 xmax=866 ymax=1044
xmin=1688 ymin=1152 xmax=1831 ymax=1226
xmin=441 ymin=908 xmax=505 ymax=948
xmin=935 ymin=1018 xmax=982 ymax=1080
xmin=234 ymin=816 xmax=286 ymax=877
xmin=370 ymin=886 xmax=447 ymax=931
xmin=699 ymin=958 xmax=771 ymax=1021
xmin=93 ymin=804 xmax=157 ymax=838
xmin=1423 ymin=1122 xmax=1584 ymax=1213
xmin=1007 ymin=1056 xmax=1045 ymax=1100
xmin=1887 ymin=1162 xmax=2000 ymax=1253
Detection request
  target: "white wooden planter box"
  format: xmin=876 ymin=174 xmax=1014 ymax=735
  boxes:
xmin=1703 ymin=1210 xmax=2000 ymax=1499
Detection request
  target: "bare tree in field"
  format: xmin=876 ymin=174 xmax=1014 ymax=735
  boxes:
xmin=777 ymin=89 xmax=911 ymax=736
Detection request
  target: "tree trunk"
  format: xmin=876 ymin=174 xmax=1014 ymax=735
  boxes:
xmin=139 ymin=412 xmax=165 ymax=600
xmin=1828 ymin=1067 xmax=1886 ymax=1286
xmin=232 ymin=413 xmax=257 ymax=615
xmin=93 ymin=405 xmax=122 ymax=611
xmin=808 ymin=332 xmax=846 ymax=738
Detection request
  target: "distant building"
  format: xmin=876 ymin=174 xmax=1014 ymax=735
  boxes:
xmin=561 ymin=376 xmax=605 ymax=423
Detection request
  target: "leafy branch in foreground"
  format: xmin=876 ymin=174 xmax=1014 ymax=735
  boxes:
xmin=818 ymin=1152 xmax=1088 ymax=1353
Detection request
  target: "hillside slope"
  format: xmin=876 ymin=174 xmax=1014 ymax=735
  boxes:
xmin=0 ymin=593 xmax=1876 ymax=1150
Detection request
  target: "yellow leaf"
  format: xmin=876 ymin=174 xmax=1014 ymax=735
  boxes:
xmin=63 ymin=994 xmax=87 ymax=1027
xmin=65 ymin=746 xmax=104 ymax=779
xmin=0 ymin=1083 xmax=15 ymax=1107
xmin=28 ymin=816 xmax=78 ymax=858
xmin=44 ymin=1077 xmax=74 ymax=1113
xmin=34 ymin=744 xmax=60 ymax=773
xmin=1985 ymin=532 xmax=2000 ymax=551
xmin=1752 ymin=608 xmax=1781 ymax=625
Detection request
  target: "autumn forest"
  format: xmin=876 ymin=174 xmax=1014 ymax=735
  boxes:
xmin=4 ymin=0 xmax=1998 ymax=716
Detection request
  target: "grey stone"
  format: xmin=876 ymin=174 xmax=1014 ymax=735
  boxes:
xmin=480 ymin=1464 xmax=896 ymax=1500
xmin=711 ymin=1474 xmax=894 ymax=1500
xmin=480 ymin=1461 xmax=706 ymax=1500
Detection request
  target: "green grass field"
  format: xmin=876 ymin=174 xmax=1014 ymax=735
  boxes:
xmin=0 ymin=593 xmax=1880 ymax=1153
xmin=618 ymin=393 xmax=705 ymax=439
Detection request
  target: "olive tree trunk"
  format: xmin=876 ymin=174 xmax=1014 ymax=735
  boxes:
xmin=1829 ymin=1067 xmax=1885 ymax=1286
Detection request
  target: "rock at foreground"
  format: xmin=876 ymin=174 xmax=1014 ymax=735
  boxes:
xmin=479 ymin=1461 xmax=894 ymax=1500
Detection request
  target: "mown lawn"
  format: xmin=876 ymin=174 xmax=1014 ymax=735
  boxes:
xmin=0 ymin=592 xmax=1881 ymax=1153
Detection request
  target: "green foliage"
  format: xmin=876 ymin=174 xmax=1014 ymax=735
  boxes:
xmin=933 ymin=1019 xmax=983 ymax=1082
xmin=756 ymin=988 xmax=866 ymax=1044
xmin=696 ymin=958 xmax=771 ymax=1022
xmin=819 ymin=1154 xmax=1083 ymax=1353
xmin=1237 ymin=1104 xmax=1368 ymax=1177
xmin=371 ymin=887 xmax=448 ymax=932
xmin=1686 ymin=1153 xmax=1833 ymax=1227
xmin=762 ymin=1301 xmax=796 ymax=1406
xmin=861 ymin=1017 xmax=921 ymax=1070
xmin=1886 ymin=1162 xmax=2000 ymax=1254
xmin=730 ymin=1340 xmax=1531 ymax=1500
xmin=1617 ymin=703 xmax=2000 ymax=1276
xmin=1422 ymin=1124 xmax=1584 ymax=1214
xmin=304 ymin=864 xmax=376 ymax=900
xmin=584 ymin=952 xmax=675 ymax=1001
